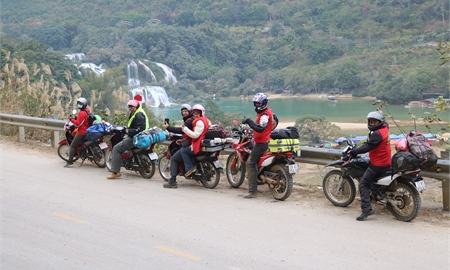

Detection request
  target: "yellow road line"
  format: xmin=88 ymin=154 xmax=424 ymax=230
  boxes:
xmin=155 ymin=246 xmax=200 ymax=261
xmin=51 ymin=212 xmax=85 ymax=224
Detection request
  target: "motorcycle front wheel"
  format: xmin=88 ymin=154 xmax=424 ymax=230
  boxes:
xmin=91 ymin=145 xmax=106 ymax=168
xmin=386 ymin=181 xmax=421 ymax=222
xmin=225 ymin=153 xmax=246 ymax=188
xmin=199 ymin=161 xmax=220 ymax=189
xmin=268 ymin=164 xmax=293 ymax=201
xmin=158 ymin=155 xmax=171 ymax=181
xmin=137 ymin=154 xmax=156 ymax=179
xmin=322 ymin=170 xmax=356 ymax=207
xmin=57 ymin=144 xmax=79 ymax=162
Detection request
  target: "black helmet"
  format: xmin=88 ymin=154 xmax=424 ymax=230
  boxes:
xmin=366 ymin=111 xmax=385 ymax=131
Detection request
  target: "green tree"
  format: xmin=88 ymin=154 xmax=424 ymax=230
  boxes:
xmin=294 ymin=115 xmax=341 ymax=142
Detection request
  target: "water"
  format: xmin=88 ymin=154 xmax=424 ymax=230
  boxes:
xmin=154 ymin=97 xmax=448 ymax=122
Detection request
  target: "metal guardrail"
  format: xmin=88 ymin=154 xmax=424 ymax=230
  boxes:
xmin=1 ymin=112 xmax=449 ymax=210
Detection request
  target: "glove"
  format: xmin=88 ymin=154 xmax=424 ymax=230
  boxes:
xmin=242 ymin=118 xmax=250 ymax=124
xmin=348 ymin=150 xmax=357 ymax=158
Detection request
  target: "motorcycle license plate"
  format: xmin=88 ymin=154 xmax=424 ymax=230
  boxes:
xmin=415 ymin=180 xmax=426 ymax=192
xmin=289 ymin=164 xmax=299 ymax=174
xmin=98 ymin=142 xmax=108 ymax=150
xmin=213 ymin=159 xmax=223 ymax=168
xmin=148 ymin=152 xmax=158 ymax=160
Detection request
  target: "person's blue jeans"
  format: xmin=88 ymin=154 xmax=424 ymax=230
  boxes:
xmin=180 ymin=146 xmax=195 ymax=171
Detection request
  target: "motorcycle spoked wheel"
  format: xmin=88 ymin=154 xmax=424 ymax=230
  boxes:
xmin=386 ymin=181 xmax=421 ymax=222
xmin=57 ymin=144 xmax=79 ymax=162
xmin=225 ymin=153 xmax=246 ymax=188
xmin=137 ymin=154 xmax=156 ymax=179
xmin=198 ymin=161 xmax=220 ymax=189
xmin=268 ymin=164 xmax=293 ymax=201
xmin=158 ymin=155 xmax=171 ymax=181
xmin=322 ymin=170 xmax=356 ymax=207
xmin=90 ymin=145 xmax=106 ymax=168
xmin=105 ymin=148 xmax=113 ymax=172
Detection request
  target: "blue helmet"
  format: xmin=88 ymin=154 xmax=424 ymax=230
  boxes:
xmin=252 ymin=93 xmax=269 ymax=113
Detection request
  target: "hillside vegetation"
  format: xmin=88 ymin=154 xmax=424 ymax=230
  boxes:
xmin=1 ymin=0 xmax=449 ymax=111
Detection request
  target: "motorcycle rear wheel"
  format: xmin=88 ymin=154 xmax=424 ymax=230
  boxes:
xmin=57 ymin=144 xmax=79 ymax=162
xmin=91 ymin=145 xmax=106 ymax=168
xmin=199 ymin=161 xmax=220 ymax=189
xmin=225 ymin=153 xmax=246 ymax=188
xmin=138 ymin=154 xmax=156 ymax=179
xmin=105 ymin=148 xmax=113 ymax=172
xmin=158 ymin=155 xmax=171 ymax=181
xmin=269 ymin=164 xmax=293 ymax=201
xmin=386 ymin=181 xmax=421 ymax=222
xmin=322 ymin=170 xmax=356 ymax=207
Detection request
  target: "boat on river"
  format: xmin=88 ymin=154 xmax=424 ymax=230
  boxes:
xmin=327 ymin=95 xmax=337 ymax=103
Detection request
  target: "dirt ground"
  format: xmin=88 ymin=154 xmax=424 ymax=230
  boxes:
xmin=1 ymin=134 xmax=449 ymax=226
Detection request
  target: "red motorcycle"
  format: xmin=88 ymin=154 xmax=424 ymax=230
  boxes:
xmin=158 ymin=133 xmax=228 ymax=189
xmin=104 ymin=126 xmax=157 ymax=179
xmin=57 ymin=120 xmax=108 ymax=167
xmin=225 ymin=122 xmax=298 ymax=200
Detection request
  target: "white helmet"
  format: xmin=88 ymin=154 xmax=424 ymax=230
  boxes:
xmin=77 ymin=97 xmax=88 ymax=109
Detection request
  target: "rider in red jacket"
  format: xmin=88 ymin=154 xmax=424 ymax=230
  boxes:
xmin=241 ymin=93 xmax=274 ymax=199
xmin=64 ymin=97 xmax=90 ymax=167
xmin=349 ymin=111 xmax=392 ymax=221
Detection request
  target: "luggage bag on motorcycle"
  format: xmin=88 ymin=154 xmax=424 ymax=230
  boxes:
xmin=392 ymin=151 xmax=420 ymax=172
xmin=270 ymin=126 xmax=300 ymax=139
xmin=268 ymin=138 xmax=300 ymax=153
xmin=133 ymin=127 xmax=167 ymax=149
xmin=205 ymin=125 xmax=229 ymax=139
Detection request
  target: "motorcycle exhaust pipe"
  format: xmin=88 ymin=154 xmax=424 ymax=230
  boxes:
xmin=260 ymin=175 xmax=276 ymax=188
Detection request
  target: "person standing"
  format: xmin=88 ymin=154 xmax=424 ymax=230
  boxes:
xmin=107 ymin=99 xmax=149 ymax=179
xmin=348 ymin=111 xmax=391 ymax=221
xmin=241 ymin=93 xmax=274 ymax=199
xmin=64 ymin=97 xmax=90 ymax=167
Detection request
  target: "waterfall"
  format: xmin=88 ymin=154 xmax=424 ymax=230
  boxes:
xmin=127 ymin=60 xmax=140 ymax=86
xmin=130 ymin=87 xmax=176 ymax=107
xmin=65 ymin=53 xmax=86 ymax=61
xmin=78 ymin=63 xmax=105 ymax=77
xmin=156 ymin=62 xmax=177 ymax=85
xmin=138 ymin=60 xmax=157 ymax=83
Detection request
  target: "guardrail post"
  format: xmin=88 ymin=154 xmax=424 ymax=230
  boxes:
xmin=442 ymin=179 xmax=449 ymax=211
xmin=17 ymin=111 xmax=25 ymax=143
xmin=50 ymin=114 xmax=60 ymax=148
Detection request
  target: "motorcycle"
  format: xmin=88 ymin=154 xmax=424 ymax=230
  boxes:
xmin=225 ymin=123 xmax=298 ymax=201
xmin=104 ymin=125 xmax=157 ymax=179
xmin=158 ymin=133 xmax=228 ymax=189
xmin=57 ymin=117 xmax=107 ymax=168
xmin=322 ymin=139 xmax=424 ymax=222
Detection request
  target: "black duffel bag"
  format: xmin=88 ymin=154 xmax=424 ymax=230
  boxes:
xmin=271 ymin=126 xmax=299 ymax=139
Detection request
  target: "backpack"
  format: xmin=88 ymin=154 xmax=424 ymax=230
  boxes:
xmin=392 ymin=151 xmax=420 ymax=172
xmin=406 ymin=131 xmax=438 ymax=169
xmin=88 ymin=112 xmax=97 ymax=126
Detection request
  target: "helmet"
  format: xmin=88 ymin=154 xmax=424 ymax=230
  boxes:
xmin=77 ymin=97 xmax=88 ymax=109
xmin=252 ymin=93 xmax=269 ymax=113
xmin=366 ymin=111 xmax=385 ymax=131
xmin=180 ymin=104 xmax=191 ymax=114
xmin=127 ymin=99 xmax=140 ymax=108
xmin=192 ymin=104 xmax=205 ymax=116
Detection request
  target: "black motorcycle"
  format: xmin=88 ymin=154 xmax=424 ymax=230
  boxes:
xmin=322 ymin=139 xmax=424 ymax=222
xmin=105 ymin=126 xmax=157 ymax=179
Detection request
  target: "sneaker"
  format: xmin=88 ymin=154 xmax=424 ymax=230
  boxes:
xmin=356 ymin=209 xmax=375 ymax=221
xmin=163 ymin=182 xmax=177 ymax=189
xmin=185 ymin=167 xmax=197 ymax=177
xmin=243 ymin=192 xmax=257 ymax=199
xmin=64 ymin=162 xmax=73 ymax=168
xmin=107 ymin=172 xmax=122 ymax=180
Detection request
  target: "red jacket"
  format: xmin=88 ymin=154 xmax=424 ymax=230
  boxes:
xmin=191 ymin=116 xmax=209 ymax=154
xmin=253 ymin=108 xmax=273 ymax=144
xmin=70 ymin=108 xmax=90 ymax=135
xmin=369 ymin=126 xmax=391 ymax=166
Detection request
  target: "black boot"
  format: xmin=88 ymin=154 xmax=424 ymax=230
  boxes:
xmin=356 ymin=209 xmax=375 ymax=221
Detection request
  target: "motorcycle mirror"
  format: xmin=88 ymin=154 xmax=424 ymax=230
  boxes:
xmin=72 ymin=109 xmax=77 ymax=114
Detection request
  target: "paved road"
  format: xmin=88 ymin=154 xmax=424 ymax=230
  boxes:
xmin=1 ymin=142 xmax=448 ymax=269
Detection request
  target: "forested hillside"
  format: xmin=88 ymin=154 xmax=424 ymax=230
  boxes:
xmin=1 ymin=0 xmax=449 ymax=107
